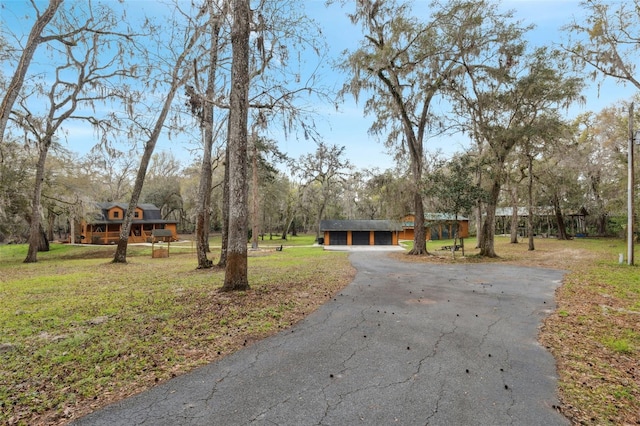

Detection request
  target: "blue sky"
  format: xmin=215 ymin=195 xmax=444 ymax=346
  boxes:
xmin=300 ymin=0 xmax=635 ymax=171
xmin=2 ymin=0 xmax=636 ymax=173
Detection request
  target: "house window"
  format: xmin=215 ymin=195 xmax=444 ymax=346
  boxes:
xmin=134 ymin=211 xmax=140 ymax=218
xmin=113 ymin=211 xmax=119 ymax=219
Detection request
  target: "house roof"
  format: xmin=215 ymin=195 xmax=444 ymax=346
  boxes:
xmin=405 ymin=213 xmax=469 ymax=221
xmin=320 ymin=219 xmax=402 ymax=232
xmin=494 ymin=206 xmax=555 ymax=217
xmin=402 ymin=213 xmax=468 ymax=228
xmin=89 ymin=202 xmax=177 ymax=224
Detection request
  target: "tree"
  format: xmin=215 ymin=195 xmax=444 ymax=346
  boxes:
xmin=564 ymin=0 xmax=640 ymax=91
xmin=140 ymin=152 xmax=184 ymax=221
xmin=112 ymin=5 xmax=205 ymax=263
xmin=341 ymin=0 xmax=514 ymax=255
xmin=249 ymin=131 xmax=287 ymax=249
xmin=425 ymin=153 xmax=486 ymax=257
xmin=521 ymin=113 xmax=566 ymax=250
xmin=11 ymin=4 xmax=137 ymax=263
xmin=293 ymin=142 xmax=352 ymax=241
xmin=80 ymin=145 xmax=135 ymax=203
xmin=0 ymin=0 xmax=62 ymax=144
xmin=0 ymin=140 xmax=32 ymax=242
xmin=186 ymin=0 xmax=228 ymax=269
xmin=220 ymin=0 xmax=251 ymax=292
xmin=451 ymin=40 xmax=583 ymax=257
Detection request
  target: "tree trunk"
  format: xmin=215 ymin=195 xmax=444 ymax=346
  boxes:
xmin=510 ymin=204 xmax=518 ymax=243
xmin=47 ymin=207 xmax=55 ymax=242
xmin=194 ymin=122 xmax=213 ymax=268
xmin=0 ymin=0 xmax=62 ymax=144
xmin=38 ymin=223 xmax=50 ymax=252
xmin=315 ymin=200 xmax=327 ymax=242
xmin=113 ymin=23 xmax=201 ymax=264
xmin=70 ymin=213 xmax=75 ymax=244
xmin=194 ymin=121 xmax=214 ymax=268
xmin=527 ymin=154 xmax=535 ymax=251
xmin=597 ymin=214 xmax=607 ymax=236
xmin=251 ymin=134 xmax=259 ymax=250
xmin=409 ymin=191 xmax=427 ymax=254
xmin=24 ymin=141 xmax=51 ymax=263
xmin=553 ymin=193 xmax=569 ymax=240
xmin=195 ymin=3 xmax=224 ymax=269
xmin=479 ymin=179 xmax=500 ymax=258
xmin=218 ymin=147 xmax=229 ymax=268
xmin=407 ymin=150 xmax=427 ymax=255
xmin=475 ymin=143 xmax=484 ymax=249
xmin=221 ymin=0 xmax=250 ymax=292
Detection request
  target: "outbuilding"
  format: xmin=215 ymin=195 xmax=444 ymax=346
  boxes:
xmin=319 ymin=220 xmax=402 ymax=246
xmin=400 ymin=213 xmax=469 ymax=241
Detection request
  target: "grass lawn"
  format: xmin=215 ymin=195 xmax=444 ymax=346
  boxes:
xmin=1 ymin=235 xmax=638 ymax=425
xmin=0 ymin=236 xmax=350 ymax=425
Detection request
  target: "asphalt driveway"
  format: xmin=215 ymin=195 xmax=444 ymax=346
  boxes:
xmin=74 ymin=251 xmax=568 ymax=425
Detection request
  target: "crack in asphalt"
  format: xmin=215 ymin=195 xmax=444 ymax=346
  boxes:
xmin=72 ymin=256 xmax=568 ymax=426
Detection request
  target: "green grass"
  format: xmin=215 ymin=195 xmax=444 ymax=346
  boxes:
xmin=0 ymin=238 xmax=353 ymax=425
xmin=3 ymin=235 xmax=640 ymax=425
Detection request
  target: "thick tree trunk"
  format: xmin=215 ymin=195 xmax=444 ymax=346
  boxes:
xmin=0 ymin=0 xmax=61 ymax=144
xmin=315 ymin=201 xmax=327 ymax=242
xmin=24 ymin=141 xmax=51 ymax=263
xmin=553 ymin=193 xmax=569 ymax=240
xmin=409 ymin=192 xmax=427 ymax=254
xmin=47 ymin=207 xmax=55 ymax=242
xmin=479 ymin=179 xmax=500 ymax=258
xmin=195 ymin=112 xmax=214 ymax=268
xmin=510 ymin=204 xmax=518 ymax=243
xmin=38 ymin=224 xmax=50 ymax=252
xmin=221 ymin=0 xmax=250 ymax=292
xmin=509 ymin=183 xmax=518 ymax=243
xmin=407 ymin=150 xmax=427 ymax=255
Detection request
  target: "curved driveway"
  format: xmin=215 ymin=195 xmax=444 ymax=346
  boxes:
xmin=74 ymin=251 xmax=568 ymax=425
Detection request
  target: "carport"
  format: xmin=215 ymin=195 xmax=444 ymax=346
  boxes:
xmin=319 ymin=220 xmax=401 ymax=246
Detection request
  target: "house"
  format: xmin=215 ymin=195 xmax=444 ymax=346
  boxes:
xmin=319 ymin=220 xmax=402 ymax=246
xmin=399 ymin=213 xmax=469 ymax=241
xmin=80 ymin=202 xmax=178 ymax=245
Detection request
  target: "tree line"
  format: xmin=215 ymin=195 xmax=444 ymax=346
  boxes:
xmin=1 ymin=0 xmax=639 ymax=289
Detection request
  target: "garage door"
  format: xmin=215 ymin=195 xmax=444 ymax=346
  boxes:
xmin=352 ymin=231 xmax=370 ymax=245
xmin=374 ymin=231 xmax=392 ymax=245
xmin=328 ymin=231 xmax=347 ymax=245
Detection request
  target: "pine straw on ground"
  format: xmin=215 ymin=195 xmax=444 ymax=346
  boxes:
xmin=393 ymin=238 xmax=640 ymax=426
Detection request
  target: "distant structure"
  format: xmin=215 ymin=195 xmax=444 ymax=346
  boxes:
xmin=399 ymin=213 xmax=469 ymax=241
xmin=319 ymin=220 xmax=402 ymax=246
xmin=80 ymin=202 xmax=178 ymax=244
